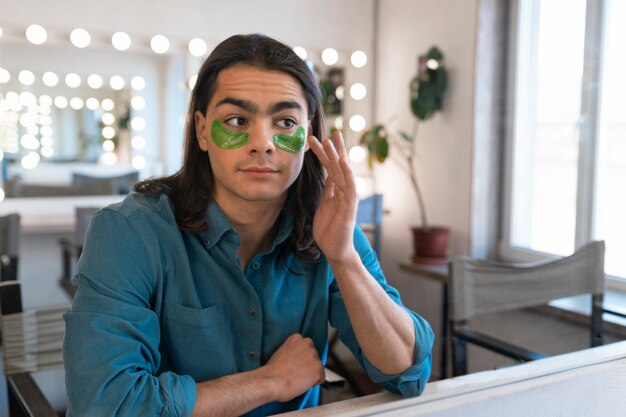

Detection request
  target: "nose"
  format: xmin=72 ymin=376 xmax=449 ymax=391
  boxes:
xmin=248 ymin=122 xmax=275 ymax=154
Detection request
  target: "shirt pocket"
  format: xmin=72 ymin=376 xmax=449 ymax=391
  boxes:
xmin=161 ymin=301 xmax=236 ymax=380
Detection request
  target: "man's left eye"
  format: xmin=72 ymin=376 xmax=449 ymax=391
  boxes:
xmin=277 ymin=119 xmax=297 ymax=129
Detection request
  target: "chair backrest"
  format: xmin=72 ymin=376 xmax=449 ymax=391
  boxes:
xmin=0 ymin=213 xmax=20 ymax=282
xmin=0 ymin=281 xmax=67 ymax=375
xmin=0 ymin=281 xmax=66 ymax=416
xmin=72 ymin=171 xmax=139 ymax=194
xmin=356 ymin=194 xmax=383 ymax=256
xmin=449 ymin=240 xmax=605 ymax=322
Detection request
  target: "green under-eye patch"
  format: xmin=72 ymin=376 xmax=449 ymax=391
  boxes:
xmin=273 ymin=126 xmax=306 ymax=153
xmin=211 ymin=119 xmax=249 ymax=149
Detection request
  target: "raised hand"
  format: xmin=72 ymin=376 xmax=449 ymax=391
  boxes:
xmin=307 ymin=131 xmax=359 ymax=264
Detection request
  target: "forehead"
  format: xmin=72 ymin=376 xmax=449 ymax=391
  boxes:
xmin=210 ymin=65 xmax=308 ymax=110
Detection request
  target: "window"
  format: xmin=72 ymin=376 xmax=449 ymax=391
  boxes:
xmin=502 ymin=0 xmax=626 ymax=288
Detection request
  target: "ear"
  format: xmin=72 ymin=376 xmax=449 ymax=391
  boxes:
xmin=195 ymin=111 xmax=208 ymax=151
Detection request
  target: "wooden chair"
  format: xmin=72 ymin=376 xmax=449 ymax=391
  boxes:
xmin=0 ymin=213 xmax=20 ymax=282
xmin=59 ymin=207 xmax=100 ymax=298
xmin=1 ymin=281 xmax=67 ymax=416
xmin=449 ymin=240 xmax=606 ymax=377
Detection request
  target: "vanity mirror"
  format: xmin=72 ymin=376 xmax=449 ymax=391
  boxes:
xmin=0 ymin=23 xmax=371 ymax=199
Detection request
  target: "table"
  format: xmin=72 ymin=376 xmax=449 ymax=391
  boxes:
xmin=398 ymin=261 xmax=449 ymax=379
xmin=279 ymin=340 xmax=626 ymax=416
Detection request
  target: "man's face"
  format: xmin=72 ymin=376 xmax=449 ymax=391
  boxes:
xmin=195 ymin=65 xmax=310 ymax=207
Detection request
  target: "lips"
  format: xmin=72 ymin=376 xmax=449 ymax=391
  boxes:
xmin=240 ymin=166 xmax=279 ymax=173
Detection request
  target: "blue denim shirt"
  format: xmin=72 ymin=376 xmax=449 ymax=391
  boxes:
xmin=63 ymin=193 xmax=433 ymax=417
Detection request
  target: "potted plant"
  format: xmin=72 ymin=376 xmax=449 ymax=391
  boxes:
xmin=361 ymin=46 xmax=449 ymax=264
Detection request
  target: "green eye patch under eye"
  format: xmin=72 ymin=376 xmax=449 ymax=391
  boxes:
xmin=273 ymin=126 xmax=306 ymax=153
xmin=211 ymin=119 xmax=249 ymax=149
xmin=210 ymin=119 xmax=306 ymax=152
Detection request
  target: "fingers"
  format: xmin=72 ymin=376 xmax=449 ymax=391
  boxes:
xmin=307 ymin=131 xmax=354 ymax=192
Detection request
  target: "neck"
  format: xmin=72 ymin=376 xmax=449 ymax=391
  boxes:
xmin=214 ymin=192 xmax=285 ymax=270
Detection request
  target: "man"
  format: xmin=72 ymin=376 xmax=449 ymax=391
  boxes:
xmin=64 ymin=33 xmax=433 ymax=417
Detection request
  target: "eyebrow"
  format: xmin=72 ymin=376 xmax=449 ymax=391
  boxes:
xmin=216 ymin=97 xmax=305 ymax=115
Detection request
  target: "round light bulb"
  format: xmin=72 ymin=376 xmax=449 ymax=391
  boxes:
xmin=188 ymin=74 xmax=198 ymax=90
xmin=111 ymin=31 xmax=131 ymax=51
xmin=102 ymin=126 xmax=116 ymax=139
xmin=38 ymin=94 xmax=53 ymax=107
xmin=188 ymin=38 xmax=207 ymax=57
xmin=349 ymin=146 xmax=367 ymax=163
xmin=349 ymin=83 xmax=367 ymax=100
xmin=54 ymin=96 xmax=68 ymax=109
xmin=85 ymin=97 xmax=100 ymax=110
xmin=101 ymin=98 xmax=115 ymax=111
xmin=69 ymin=97 xmax=84 ymax=110
xmin=334 ymin=116 xmax=344 ymax=130
xmin=101 ymin=112 xmax=115 ymax=125
xmin=87 ymin=74 xmax=103 ymax=89
xmin=131 ymin=116 xmax=146 ymax=131
xmin=109 ymin=75 xmax=125 ymax=90
xmin=132 ymin=155 xmax=146 ymax=170
xmin=351 ymin=50 xmax=368 ymax=68
xmin=130 ymin=76 xmax=145 ymax=91
xmin=150 ymin=35 xmax=170 ymax=54
xmin=18 ymin=70 xmax=35 ymax=86
xmin=293 ymin=46 xmax=307 ymax=60
xmin=321 ymin=48 xmax=339 ymax=66
xmin=131 ymin=136 xmax=146 ymax=150
xmin=102 ymin=139 xmax=115 ymax=151
xmin=0 ymin=68 xmax=11 ymax=84
xmin=65 ymin=73 xmax=82 ymax=88
xmin=426 ymin=59 xmax=440 ymax=70
xmin=25 ymin=24 xmax=47 ymax=45
xmin=70 ymin=28 xmax=91 ymax=48
xmin=100 ymin=152 xmax=117 ymax=165
xmin=41 ymin=146 xmax=54 ymax=158
xmin=131 ymin=96 xmax=146 ymax=110
xmin=22 ymin=152 xmax=41 ymax=169
xmin=349 ymin=115 xmax=366 ymax=132
xmin=42 ymin=71 xmax=59 ymax=87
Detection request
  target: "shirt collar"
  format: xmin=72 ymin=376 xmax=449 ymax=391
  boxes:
xmin=200 ymin=200 xmax=294 ymax=251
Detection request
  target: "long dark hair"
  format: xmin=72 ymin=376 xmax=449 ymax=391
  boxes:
xmin=135 ymin=34 xmax=325 ymax=260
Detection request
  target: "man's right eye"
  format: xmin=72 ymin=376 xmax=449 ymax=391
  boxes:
xmin=225 ymin=117 xmax=246 ymax=127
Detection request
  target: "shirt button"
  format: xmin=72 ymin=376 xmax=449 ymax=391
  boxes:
xmin=247 ymin=351 xmax=257 ymax=360
xmin=251 ymin=261 xmax=260 ymax=270
xmin=203 ymin=238 xmax=209 ymax=246
xmin=248 ymin=309 xmax=257 ymax=318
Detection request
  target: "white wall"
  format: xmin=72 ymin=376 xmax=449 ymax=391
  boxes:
xmin=374 ymin=0 xmax=479 ymax=376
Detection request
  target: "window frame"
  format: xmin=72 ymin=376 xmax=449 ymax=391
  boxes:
xmin=499 ymin=0 xmax=626 ymax=293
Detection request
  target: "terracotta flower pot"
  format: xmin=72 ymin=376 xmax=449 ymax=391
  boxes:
xmin=411 ymin=226 xmax=450 ymax=264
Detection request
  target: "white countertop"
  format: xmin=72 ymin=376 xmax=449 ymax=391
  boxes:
xmin=0 ymin=195 xmax=125 ymax=234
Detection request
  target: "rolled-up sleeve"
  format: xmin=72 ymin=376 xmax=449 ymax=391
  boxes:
xmin=328 ymin=227 xmax=434 ymax=397
xmin=63 ymin=209 xmax=196 ymax=417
